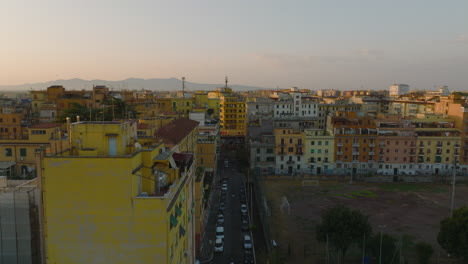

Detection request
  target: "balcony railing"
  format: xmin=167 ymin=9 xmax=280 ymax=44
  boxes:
xmin=368 ymin=152 xmax=375 ymax=156
xmin=369 ymin=143 xmax=375 ymax=147
xmin=352 ymin=151 xmax=360 ymax=155
xmin=337 ymin=143 xmax=343 ymax=147
xmin=296 ymin=152 xmax=303 ymax=155
xmin=352 ymin=159 xmax=359 ymax=163
xmin=409 ymin=152 xmax=416 ymax=156
xmin=419 ymin=145 xmax=425 ymax=148
xmin=368 ymin=160 xmax=374 ymax=163
xmin=286 ymin=160 xmax=295 ymax=164
xmin=455 ymin=144 xmax=461 ymax=148
xmin=436 ymin=143 xmax=443 ymax=148
xmin=277 ymin=152 xmax=285 ymax=155
xmin=352 ymin=143 xmax=360 ymax=147
xmin=337 ymin=151 xmax=343 ymax=155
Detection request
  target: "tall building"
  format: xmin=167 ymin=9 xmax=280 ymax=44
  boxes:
xmin=41 ymin=119 xmax=198 ymax=264
xmin=389 ymin=84 xmax=410 ymax=96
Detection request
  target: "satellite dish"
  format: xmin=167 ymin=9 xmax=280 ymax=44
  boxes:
xmin=135 ymin=142 xmax=142 ymax=150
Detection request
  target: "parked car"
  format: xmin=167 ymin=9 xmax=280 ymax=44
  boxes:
xmin=224 ymin=160 xmax=229 ymax=168
xmin=221 ymin=183 xmax=228 ymax=191
xmin=217 ymin=214 xmax=225 ymax=224
xmin=241 ymin=204 xmax=248 ymax=214
xmin=244 ymin=235 xmax=252 ymax=249
xmin=214 ymin=238 xmax=224 ymax=253
xmin=219 ymin=202 xmax=226 ymax=211
xmin=241 ymin=221 xmax=249 ymax=231
xmin=216 ymin=226 xmax=224 ymax=240
xmin=244 ymin=249 xmax=254 ymax=264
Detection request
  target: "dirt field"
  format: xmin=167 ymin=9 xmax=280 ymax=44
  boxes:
xmin=261 ymin=177 xmax=468 ymax=264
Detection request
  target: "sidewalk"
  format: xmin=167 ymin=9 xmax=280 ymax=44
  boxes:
xmin=199 ymin=165 xmax=222 ymax=262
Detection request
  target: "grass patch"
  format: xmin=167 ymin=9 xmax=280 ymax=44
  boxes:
xmin=379 ymin=183 xmax=448 ymax=193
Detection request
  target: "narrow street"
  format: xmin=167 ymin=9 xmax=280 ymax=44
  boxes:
xmin=203 ymin=150 xmax=255 ymax=264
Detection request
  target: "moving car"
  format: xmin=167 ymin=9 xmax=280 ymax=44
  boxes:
xmin=244 ymin=249 xmax=254 ymax=264
xmin=214 ymin=238 xmax=224 ymax=253
xmin=244 ymin=235 xmax=252 ymax=249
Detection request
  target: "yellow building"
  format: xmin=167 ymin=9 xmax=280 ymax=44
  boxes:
xmin=41 ymin=119 xmax=198 ymax=264
xmin=219 ymin=95 xmax=247 ymax=136
xmin=170 ymin=98 xmax=194 ymax=118
xmin=0 ymin=122 xmax=67 ymax=177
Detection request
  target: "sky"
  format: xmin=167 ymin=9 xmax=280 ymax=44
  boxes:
xmin=1 ymin=0 xmax=468 ymax=91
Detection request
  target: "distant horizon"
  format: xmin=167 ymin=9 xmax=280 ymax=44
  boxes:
xmin=0 ymin=77 xmax=460 ymax=93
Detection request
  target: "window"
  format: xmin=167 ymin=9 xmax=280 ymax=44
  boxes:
xmin=318 ymin=149 xmax=322 ymax=154
xmin=266 ymin=149 xmax=273 ymax=154
xmin=310 ymin=149 xmax=314 ymax=153
xmin=289 ymin=139 xmax=293 ymax=144
xmin=5 ymin=148 xmax=12 ymax=157
xmin=257 ymin=148 xmax=260 ymax=154
xmin=280 ymin=165 xmax=284 ymax=169
xmin=280 ymin=156 xmax=284 ymax=161
xmin=256 ymin=157 xmax=260 ymax=162
xmin=311 ymin=141 xmax=315 ymax=145
xmin=288 ymin=147 xmax=293 ymax=152
xmin=318 ymin=141 xmax=322 ymax=146
xmin=297 ymin=156 xmax=301 ymax=161
xmin=20 ymin=148 xmax=27 ymax=157
xmin=266 ymin=157 xmax=275 ymax=162
xmin=325 ymin=141 xmax=329 ymax=146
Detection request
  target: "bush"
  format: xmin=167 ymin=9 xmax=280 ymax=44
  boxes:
xmin=415 ymin=242 xmax=433 ymax=264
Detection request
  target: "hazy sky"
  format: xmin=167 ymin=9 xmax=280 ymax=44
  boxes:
xmin=1 ymin=0 xmax=468 ymax=90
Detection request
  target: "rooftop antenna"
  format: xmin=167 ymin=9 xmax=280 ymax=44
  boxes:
xmin=225 ymin=76 xmax=228 ymax=88
xmin=182 ymin=77 xmax=185 ymax=98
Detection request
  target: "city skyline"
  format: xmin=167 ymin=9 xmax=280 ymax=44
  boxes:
xmin=1 ymin=0 xmax=468 ymax=90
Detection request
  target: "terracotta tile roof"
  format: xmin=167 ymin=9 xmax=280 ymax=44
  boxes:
xmin=157 ymin=118 xmax=199 ymax=145
xmin=137 ymin=123 xmax=151 ymax=129
xmin=30 ymin=123 xmax=61 ymax=129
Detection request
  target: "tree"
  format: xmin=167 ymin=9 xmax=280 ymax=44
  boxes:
xmin=316 ymin=205 xmax=372 ymax=263
xmin=437 ymin=206 xmax=468 ymax=261
xmin=415 ymin=242 xmax=433 ymax=264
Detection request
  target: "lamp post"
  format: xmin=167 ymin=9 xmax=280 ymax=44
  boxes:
xmin=378 ymin=225 xmax=386 ymax=264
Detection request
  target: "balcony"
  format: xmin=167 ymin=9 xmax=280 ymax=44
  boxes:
xmin=436 ymin=143 xmax=443 ymax=148
xmin=418 ymin=152 xmax=424 ymax=156
xmin=419 ymin=145 xmax=425 ymax=148
xmin=379 ymin=143 xmax=385 ymax=147
xmin=337 ymin=151 xmax=343 ymax=155
xmin=455 ymin=144 xmax=461 ymax=148
xmin=454 ymin=152 xmax=460 ymax=157
xmin=352 ymin=143 xmax=360 ymax=147
xmin=368 ymin=152 xmax=375 ymax=156
xmin=352 ymin=151 xmax=360 ymax=155
xmin=337 ymin=143 xmax=343 ymax=147
xmin=336 ymin=160 xmax=343 ymax=163
xmin=378 ymin=159 xmax=384 ymax=163
xmin=296 ymin=143 xmax=303 ymax=147
xmin=369 ymin=143 xmax=375 ymax=147
xmin=410 ymin=144 xmax=416 ymax=148
xmin=296 ymin=152 xmax=304 ymax=155
xmin=368 ymin=160 xmax=374 ymax=163
xmin=277 ymin=152 xmax=285 ymax=155
xmin=352 ymin=159 xmax=359 ymax=163
xmin=409 ymin=152 xmax=416 ymax=156
xmin=286 ymin=160 xmax=295 ymax=165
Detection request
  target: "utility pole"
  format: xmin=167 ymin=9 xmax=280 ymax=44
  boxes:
xmin=450 ymin=156 xmax=457 ymax=217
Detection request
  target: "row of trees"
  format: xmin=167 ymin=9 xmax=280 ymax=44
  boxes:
xmin=58 ymin=98 xmax=138 ymax=122
xmin=316 ymin=205 xmax=468 ymax=263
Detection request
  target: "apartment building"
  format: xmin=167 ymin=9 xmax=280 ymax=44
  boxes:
xmin=249 ymin=133 xmax=276 ymax=175
xmin=304 ymin=129 xmax=335 ymax=175
xmin=274 ymin=128 xmax=306 ymax=174
xmin=41 ymin=119 xmax=197 ymax=264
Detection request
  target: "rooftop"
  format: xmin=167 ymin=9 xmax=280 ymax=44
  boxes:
xmin=30 ymin=123 xmax=61 ymax=129
xmin=157 ymin=118 xmax=199 ymax=145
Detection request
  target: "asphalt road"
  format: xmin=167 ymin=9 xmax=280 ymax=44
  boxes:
xmin=208 ymin=151 xmax=254 ymax=264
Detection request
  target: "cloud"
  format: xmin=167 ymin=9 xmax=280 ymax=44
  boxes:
xmin=455 ymin=34 xmax=468 ymax=44
xmin=357 ymin=48 xmax=385 ymax=60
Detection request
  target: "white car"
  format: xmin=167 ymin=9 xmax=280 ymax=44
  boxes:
xmin=222 ymin=183 xmax=228 ymax=191
xmin=217 ymin=214 xmax=225 ymax=224
xmin=241 ymin=204 xmax=248 ymax=214
xmin=244 ymin=234 xmax=252 ymax=249
xmin=214 ymin=238 xmax=224 ymax=252
xmin=216 ymin=226 xmax=224 ymax=240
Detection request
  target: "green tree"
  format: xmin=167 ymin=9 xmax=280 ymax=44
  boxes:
xmin=368 ymin=233 xmax=397 ymax=264
xmin=415 ymin=242 xmax=433 ymax=264
xmin=437 ymin=206 xmax=468 ymax=261
xmin=316 ymin=205 xmax=372 ymax=263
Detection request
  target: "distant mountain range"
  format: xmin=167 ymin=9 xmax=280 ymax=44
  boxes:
xmin=0 ymin=78 xmax=272 ymax=92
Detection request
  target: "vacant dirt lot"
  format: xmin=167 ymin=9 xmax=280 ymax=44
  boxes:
xmin=262 ymin=177 xmax=468 ymax=263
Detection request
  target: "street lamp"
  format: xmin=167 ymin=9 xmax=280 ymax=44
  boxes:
xmin=378 ymin=225 xmax=387 ymax=264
